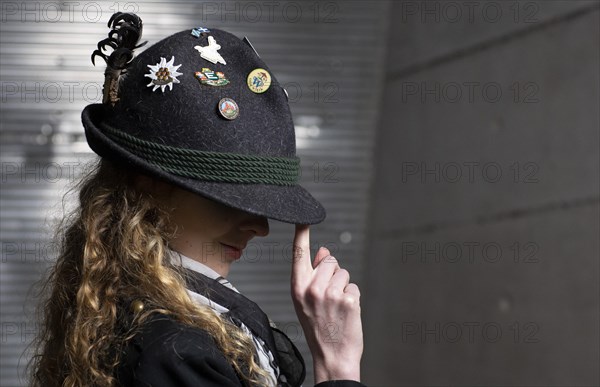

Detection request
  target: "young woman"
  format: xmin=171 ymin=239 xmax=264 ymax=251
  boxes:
xmin=29 ymin=12 xmax=364 ymax=387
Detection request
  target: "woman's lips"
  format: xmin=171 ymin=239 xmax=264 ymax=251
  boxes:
xmin=220 ymin=243 xmax=243 ymax=260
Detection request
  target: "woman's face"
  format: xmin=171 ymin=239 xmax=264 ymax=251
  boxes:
xmin=140 ymin=176 xmax=270 ymax=276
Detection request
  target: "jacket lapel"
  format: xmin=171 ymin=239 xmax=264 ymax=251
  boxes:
xmin=182 ymin=268 xmax=306 ymax=386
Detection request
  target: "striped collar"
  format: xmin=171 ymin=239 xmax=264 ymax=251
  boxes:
xmin=167 ymin=247 xmax=281 ymax=385
xmin=168 ymin=248 xmax=239 ymax=293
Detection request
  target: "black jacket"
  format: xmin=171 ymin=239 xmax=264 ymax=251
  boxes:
xmin=116 ymin=267 xmax=366 ymax=387
xmin=116 ymin=313 xmax=365 ymax=387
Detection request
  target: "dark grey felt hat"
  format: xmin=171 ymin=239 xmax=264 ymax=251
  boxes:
xmin=82 ymin=13 xmax=325 ymax=224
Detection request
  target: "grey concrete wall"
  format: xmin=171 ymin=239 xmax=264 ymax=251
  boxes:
xmin=363 ymin=1 xmax=599 ymax=385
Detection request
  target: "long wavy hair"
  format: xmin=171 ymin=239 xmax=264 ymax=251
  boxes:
xmin=28 ymin=158 xmax=274 ymax=386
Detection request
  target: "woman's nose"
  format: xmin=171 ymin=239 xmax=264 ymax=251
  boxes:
xmin=240 ymin=215 xmax=270 ymax=237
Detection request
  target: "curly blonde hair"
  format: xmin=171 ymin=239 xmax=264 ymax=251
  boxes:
xmin=28 ymin=158 xmax=275 ymax=386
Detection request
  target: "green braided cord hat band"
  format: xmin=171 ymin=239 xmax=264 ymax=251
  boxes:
xmin=99 ymin=123 xmax=301 ymax=186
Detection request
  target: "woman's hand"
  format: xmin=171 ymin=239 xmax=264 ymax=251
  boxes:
xmin=290 ymin=224 xmax=363 ymax=383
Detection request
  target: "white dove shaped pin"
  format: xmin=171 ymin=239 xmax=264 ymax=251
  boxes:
xmin=194 ymin=36 xmax=227 ymax=65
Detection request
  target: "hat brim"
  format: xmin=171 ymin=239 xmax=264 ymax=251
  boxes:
xmin=82 ymin=104 xmax=326 ymax=225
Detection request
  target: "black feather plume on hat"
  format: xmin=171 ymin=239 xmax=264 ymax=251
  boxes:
xmin=91 ymin=12 xmax=147 ymax=106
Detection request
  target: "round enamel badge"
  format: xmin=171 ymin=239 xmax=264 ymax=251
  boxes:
xmin=218 ymin=98 xmax=239 ymax=120
xmin=247 ymin=68 xmax=271 ymax=93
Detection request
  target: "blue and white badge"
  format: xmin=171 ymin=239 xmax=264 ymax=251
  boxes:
xmin=191 ymin=27 xmax=210 ymax=38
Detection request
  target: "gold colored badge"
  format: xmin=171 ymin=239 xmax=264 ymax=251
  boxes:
xmin=247 ymin=68 xmax=271 ymax=94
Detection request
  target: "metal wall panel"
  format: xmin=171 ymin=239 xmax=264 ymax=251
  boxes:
xmin=0 ymin=1 xmax=390 ymax=385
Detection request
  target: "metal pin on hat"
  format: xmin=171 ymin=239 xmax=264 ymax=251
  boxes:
xmin=191 ymin=27 xmax=210 ymax=38
xmin=247 ymin=68 xmax=271 ymax=94
xmin=218 ymin=98 xmax=239 ymax=120
xmin=195 ymin=36 xmax=226 ymax=65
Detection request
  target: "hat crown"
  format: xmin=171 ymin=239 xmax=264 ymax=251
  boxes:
xmin=83 ymin=16 xmax=326 ymax=224
xmin=104 ymin=28 xmax=296 ymax=158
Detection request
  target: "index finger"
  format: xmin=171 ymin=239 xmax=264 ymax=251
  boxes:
xmin=291 ymin=224 xmax=312 ymax=285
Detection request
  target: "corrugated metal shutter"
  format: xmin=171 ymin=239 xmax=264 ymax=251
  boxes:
xmin=0 ymin=1 xmax=390 ymax=385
